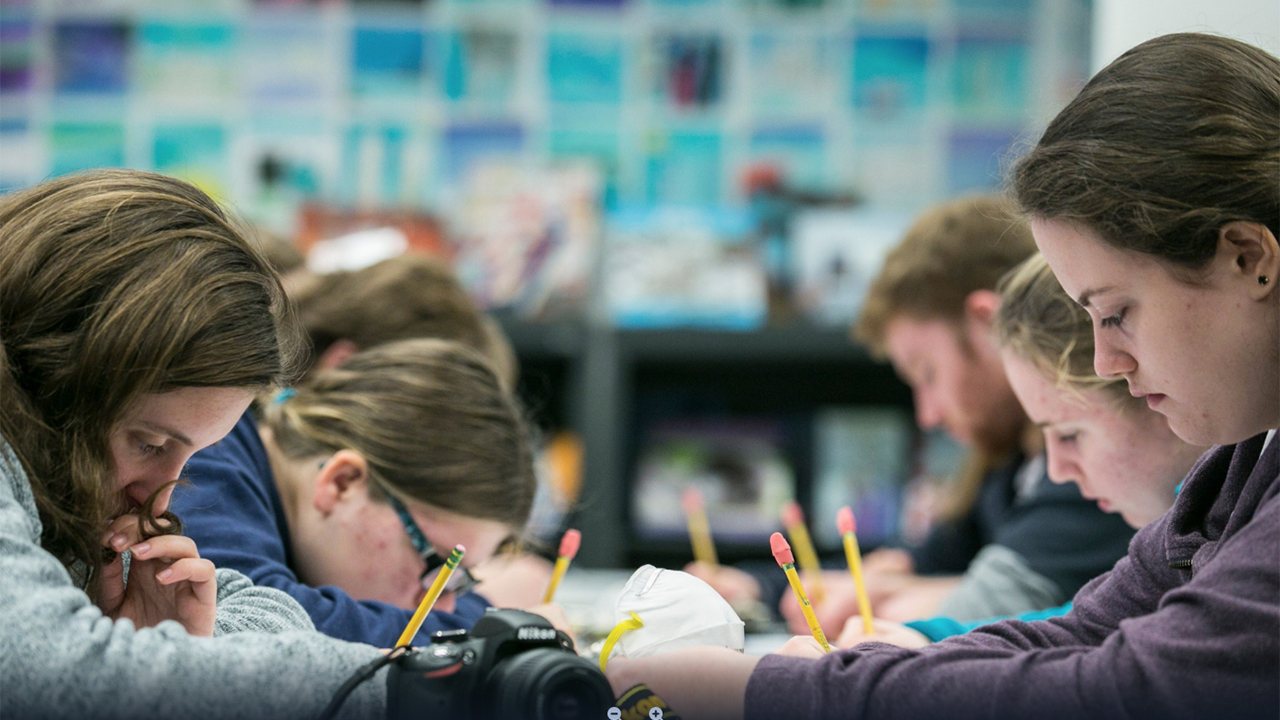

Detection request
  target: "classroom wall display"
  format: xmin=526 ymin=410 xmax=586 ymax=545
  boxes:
xmin=5 ymin=0 xmax=1090 ymax=262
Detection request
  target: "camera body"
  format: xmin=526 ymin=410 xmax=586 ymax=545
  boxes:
xmin=387 ymin=608 xmax=613 ymax=720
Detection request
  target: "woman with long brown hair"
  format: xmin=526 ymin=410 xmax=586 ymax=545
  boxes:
xmin=1 ymin=170 xmax=388 ymax=718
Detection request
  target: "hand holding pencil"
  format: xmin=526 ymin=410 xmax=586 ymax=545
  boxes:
xmin=781 ymin=501 xmax=825 ymax=604
xmin=837 ymin=506 xmax=875 ymax=637
xmin=770 ymin=532 xmax=831 ymax=653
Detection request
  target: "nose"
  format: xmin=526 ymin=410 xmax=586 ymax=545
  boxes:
xmin=132 ymin=460 xmax=186 ymax=514
xmin=1044 ymin=442 xmax=1080 ymax=487
xmin=1093 ymin=336 xmax=1137 ymax=380
xmin=150 ymin=483 xmax=177 ymax=516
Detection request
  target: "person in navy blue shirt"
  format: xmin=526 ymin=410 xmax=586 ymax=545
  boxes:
xmin=173 ymin=339 xmax=553 ymax=647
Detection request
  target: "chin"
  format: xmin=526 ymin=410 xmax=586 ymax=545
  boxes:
xmin=1165 ymin=411 xmax=1240 ymax=448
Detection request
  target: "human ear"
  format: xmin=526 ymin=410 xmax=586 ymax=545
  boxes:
xmin=311 ymin=450 xmax=369 ymax=516
xmin=963 ymin=289 xmax=1001 ymax=330
xmin=317 ymin=339 xmax=360 ymax=372
xmin=1219 ymin=222 xmax=1279 ymax=300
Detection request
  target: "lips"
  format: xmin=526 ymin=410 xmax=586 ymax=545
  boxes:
xmin=1144 ymin=393 xmax=1165 ymax=409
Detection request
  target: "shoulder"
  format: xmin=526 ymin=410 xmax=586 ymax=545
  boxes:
xmin=0 ymin=434 xmax=40 ymax=541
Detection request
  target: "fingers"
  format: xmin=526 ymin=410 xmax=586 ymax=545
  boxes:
xmin=101 ymin=514 xmax=145 ymax=554
xmin=128 ymin=534 xmax=200 ymax=563
xmin=774 ymin=635 xmax=826 ymax=659
xmin=154 ymin=557 xmax=216 ymax=586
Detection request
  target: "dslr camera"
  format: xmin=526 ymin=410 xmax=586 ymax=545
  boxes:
xmin=387 ymin=608 xmax=614 ymax=720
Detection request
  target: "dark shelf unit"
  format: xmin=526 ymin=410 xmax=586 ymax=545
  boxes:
xmin=495 ymin=315 xmax=914 ymax=569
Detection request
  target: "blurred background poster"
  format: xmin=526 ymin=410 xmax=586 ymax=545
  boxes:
xmin=0 ymin=0 xmax=1120 ymax=569
xmin=632 ymin=419 xmax=794 ymax=544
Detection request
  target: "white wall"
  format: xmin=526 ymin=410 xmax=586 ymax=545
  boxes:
xmin=1093 ymin=0 xmax=1280 ymax=71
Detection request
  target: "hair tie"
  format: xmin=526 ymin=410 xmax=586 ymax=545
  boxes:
xmin=273 ymin=388 xmax=296 ymax=405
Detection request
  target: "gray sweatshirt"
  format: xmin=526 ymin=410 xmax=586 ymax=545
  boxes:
xmin=0 ymin=437 xmax=389 ymax=720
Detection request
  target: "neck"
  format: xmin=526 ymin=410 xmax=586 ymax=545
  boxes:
xmin=258 ymin=426 xmax=316 ymax=534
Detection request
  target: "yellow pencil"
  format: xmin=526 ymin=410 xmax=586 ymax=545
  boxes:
xmin=396 ymin=544 xmax=465 ymax=648
xmin=682 ymin=488 xmax=718 ymax=567
xmin=542 ymin=529 xmax=581 ymax=604
xmin=770 ymin=532 xmax=831 ymax=652
xmin=838 ymin=506 xmax=875 ymax=636
xmin=781 ymin=501 xmax=825 ymax=604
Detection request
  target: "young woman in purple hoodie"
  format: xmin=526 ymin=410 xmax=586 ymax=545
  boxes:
xmin=604 ymin=33 xmax=1280 ymax=720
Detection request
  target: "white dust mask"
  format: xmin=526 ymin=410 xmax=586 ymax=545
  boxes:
xmin=600 ymin=565 xmax=744 ymax=670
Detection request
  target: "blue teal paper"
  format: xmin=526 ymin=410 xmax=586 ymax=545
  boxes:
xmin=50 ymin=122 xmax=125 ymax=175
xmin=352 ymin=26 xmax=427 ymax=96
xmin=953 ymin=38 xmax=1028 ymax=118
xmin=546 ymin=33 xmax=623 ymax=105
xmin=645 ymin=130 xmax=721 ymax=206
xmin=54 ymin=21 xmax=130 ymax=94
xmin=853 ymin=34 xmax=929 ymax=116
xmin=947 ymin=127 xmax=1018 ymax=194
xmin=153 ymin=124 xmax=227 ymax=196
xmin=443 ymin=122 xmax=524 ymax=182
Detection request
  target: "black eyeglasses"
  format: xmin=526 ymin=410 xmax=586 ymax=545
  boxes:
xmin=385 ymin=492 xmax=479 ymax=598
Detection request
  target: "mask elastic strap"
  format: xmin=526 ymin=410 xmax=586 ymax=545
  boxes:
xmin=599 ymin=611 xmax=644 ymax=673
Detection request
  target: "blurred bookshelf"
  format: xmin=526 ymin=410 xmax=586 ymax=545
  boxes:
xmin=496 ymin=315 xmax=913 ymax=567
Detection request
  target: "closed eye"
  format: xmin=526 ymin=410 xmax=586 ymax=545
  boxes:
xmin=1099 ymin=309 xmax=1125 ymax=329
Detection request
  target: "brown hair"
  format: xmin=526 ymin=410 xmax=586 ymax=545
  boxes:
xmin=0 ymin=169 xmax=305 ymax=596
xmin=1012 ymin=33 xmax=1279 ymax=275
xmin=855 ymin=195 xmax=1037 ymax=357
xmin=261 ymin=338 xmax=535 ymax=529
xmin=996 ymin=254 xmax=1135 ymax=407
xmin=292 ymin=254 xmax=516 ymax=388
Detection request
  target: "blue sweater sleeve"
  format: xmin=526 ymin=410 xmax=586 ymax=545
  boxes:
xmin=172 ymin=412 xmax=490 ymax=647
xmin=906 ymin=602 xmax=1074 ymax=642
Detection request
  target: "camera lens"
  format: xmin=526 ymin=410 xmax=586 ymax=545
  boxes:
xmin=486 ymin=648 xmax=613 ymax=720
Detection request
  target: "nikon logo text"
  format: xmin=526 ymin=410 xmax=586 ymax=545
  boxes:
xmin=516 ymin=627 xmax=557 ymax=641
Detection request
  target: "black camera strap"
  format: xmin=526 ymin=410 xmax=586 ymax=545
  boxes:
xmin=318 ymin=647 xmax=408 ymax=720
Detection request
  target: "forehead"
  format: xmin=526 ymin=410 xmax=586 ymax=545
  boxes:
xmin=1029 ymin=219 xmax=1147 ymax=302
xmin=124 ymin=387 xmax=254 ymax=443
xmin=1001 ymin=351 xmax=1093 ymax=425
xmin=883 ymin=316 xmax=962 ymax=361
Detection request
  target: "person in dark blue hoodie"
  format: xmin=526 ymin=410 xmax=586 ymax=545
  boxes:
xmin=172 ymin=338 xmax=560 ymax=647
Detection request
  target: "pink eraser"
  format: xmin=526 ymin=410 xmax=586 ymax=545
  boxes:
xmin=781 ymin=500 xmax=804 ymax=528
xmin=681 ymin=488 xmax=704 ymax=514
xmin=558 ymin=529 xmax=581 ymax=560
xmin=770 ymin=532 xmax=794 ymax=567
xmin=837 ymin=506 xmax=856 ymax=536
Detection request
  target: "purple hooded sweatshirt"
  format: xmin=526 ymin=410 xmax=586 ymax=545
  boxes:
xmin=746 ymin=431 xmax=1279 ymax=720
